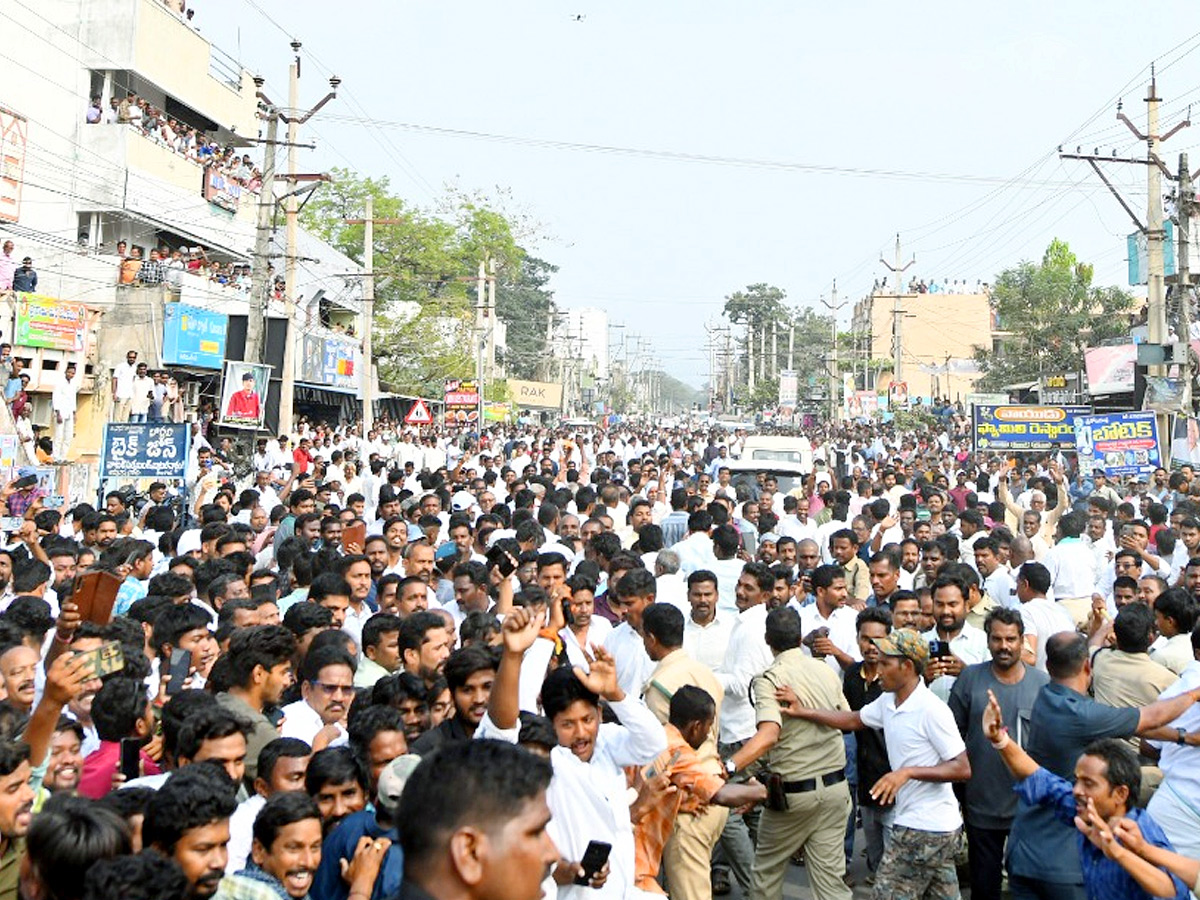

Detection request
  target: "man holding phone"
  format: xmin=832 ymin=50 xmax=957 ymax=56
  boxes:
xmin=922 ymin=574 xmax=989 ymax=702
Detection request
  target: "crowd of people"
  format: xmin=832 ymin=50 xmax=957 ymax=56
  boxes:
xmin=0 ymin=417 xmax=1198 ymax=900
xmin=87 ymin=92 xmax=262 ymax=195
xmin=113 ymin=240 xmax=255 ymax=294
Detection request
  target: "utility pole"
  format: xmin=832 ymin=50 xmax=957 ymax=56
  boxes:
xmin=820 ymin=280 xmax=844 ymax=423
xmin=255 ymin=41 xmax=338 ymax=436
xmin=345 ymin=203 xmax=408 ymax=433
xmin=879 ymin=234 xmax=915 ymax=382
xmin=787 ymin=320 xmax=794 ymax=372
xmin=1179 ymin=151 xmax=1194 ymax=411
xmin=246 ymin=95 xmax=278 ymax=365
xmin=1061 ymin=69 xmax=1190 ymax=424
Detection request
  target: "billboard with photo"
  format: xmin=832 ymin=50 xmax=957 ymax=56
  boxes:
xmin=219 ymin=361 xmax=271 ymax=430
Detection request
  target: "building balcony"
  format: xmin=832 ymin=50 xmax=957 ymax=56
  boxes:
xmin=76 ymin=125 xmax=257 ymax=256
xmin=79 ymin=0 xmax=258 ymax=136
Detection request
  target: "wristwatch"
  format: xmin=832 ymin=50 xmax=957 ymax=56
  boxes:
xmin=724 ymin=757 xmax=738 ymax=777
xmin=1176 ymin=727 xmax=1188 ymax=745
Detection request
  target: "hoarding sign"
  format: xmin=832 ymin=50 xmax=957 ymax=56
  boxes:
xmin=162 ymin=303 xmax=227 ymax=368
xmin=14 ymin=294 xmax=87 ymax=351
xmin=972 ymin=404 xmax=1091 ymax=452
xmin=444 ymin=379 xmax=480 ymax=425
xmin=219 ymin=361 xmax=271 ymax=430
xmin=300 ymin=334 xmax=358 ymax=390
xmin=1072 ymin=411 xmax=1161 ymax=478
xmin=507 ymin=378 xmax=563 ymax=410
xmin=100 ymin=423 xmax=189 ymax=479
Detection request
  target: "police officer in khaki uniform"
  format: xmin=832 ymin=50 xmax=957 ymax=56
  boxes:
xmin=640 ymin=603 xmax=727 ymax=900
xmin=728 ymin=606 xmax=853 ymax=900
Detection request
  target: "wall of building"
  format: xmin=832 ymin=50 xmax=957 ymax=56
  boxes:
xmin=858 ymin=291 xmax=993 ymax=401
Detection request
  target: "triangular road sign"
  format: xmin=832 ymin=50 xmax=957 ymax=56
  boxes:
xmin=405 ymin=399 xmax=433 ymax=425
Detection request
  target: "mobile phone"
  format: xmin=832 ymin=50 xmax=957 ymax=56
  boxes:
xmin=561 ymin=597 xmax=574 ymax=628
xmin=74 ymin=640 xmax=125 ymax=678
xmin=928 ymin=639 xmax=952 ymax=658
xmin=166 ymin=648 xmax=192 ymax=696
xmin=11 ymin=475 xmax=36 ymax=490
xmin=573 ymin=841 xmax=612 ymax=886
xmin=265 ymin=706 xmax=285 ymax=728
xmin=43 ymin=495 xmax=65 ymax=509
xmin=120 ymin=737 xmax=142 ymax=781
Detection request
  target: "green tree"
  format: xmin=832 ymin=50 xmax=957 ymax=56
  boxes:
xmin=973 ymin=238 xmax=1136 ymax=391
xmin=298 ymin=168 xmax=533 ymax=396
xmin=494 ymin=256 xmax=557 ymax=380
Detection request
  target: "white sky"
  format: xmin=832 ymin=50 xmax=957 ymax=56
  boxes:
xmin=202 ymin=0 xmax=1200 ymax=386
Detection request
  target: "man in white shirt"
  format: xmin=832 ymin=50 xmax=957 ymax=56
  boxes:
xmin=922 ymin=572 xmax=990 ymax=702
xmin=111 ymin=349 xmax=138 ymax=422
xmin=280 ymin=646 xmax=353 ymax=748
xmin=602 ymin=568 xmax=656 ymax=699
xmin=1040 ymin=511 xmax=1097 ymax=626
xmin=794 ymin=564 xmax=861 ymax=673
xmin=974 ymin=537 xmax=1017 ymax=610
xmin=1014 ymin=561 xmax=1077 ymax=672
xmin=482 ymin=605 xmax=667 ymax=899
xmin=780 ymin=628 xmax=970 ymax=900
xmin=675 ymin=512 xmax=717 ymax=576
xmin=777 ymin=495 xmax=818 ymax=543
xmin=52 ymin=362 xmax=80 ymax=458
xmin=712 ymin=561 xmax=775 ymax=893
xmin=682 ymin=570 xmax=734 ymax=671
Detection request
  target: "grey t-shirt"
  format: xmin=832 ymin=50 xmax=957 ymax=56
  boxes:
xmin=1006 ymin=682 xmax=1140 ymax=884
xmin=948 ymin=661 xmax=1049 ymax=830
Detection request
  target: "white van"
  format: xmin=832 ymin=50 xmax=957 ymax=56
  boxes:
xmin=739 ymin=435 xmax=814 ymax=473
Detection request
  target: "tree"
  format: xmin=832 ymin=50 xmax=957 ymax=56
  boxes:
xmin=973 ymin=238 xmax=1136 ymax=391
xmin=494 ymin=256 xmax=557 ymax=380
xmin=298 ymin=168 xmax=535 ymax=396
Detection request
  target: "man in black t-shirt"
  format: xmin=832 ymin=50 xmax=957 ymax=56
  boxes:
xmin=842 ymin=607 xmax=893 ymax=878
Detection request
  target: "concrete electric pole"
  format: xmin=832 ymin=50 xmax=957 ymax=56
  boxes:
xmin=879 ymin=234 xmax=915 ymax=382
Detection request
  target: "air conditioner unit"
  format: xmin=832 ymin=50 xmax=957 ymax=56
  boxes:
xmin=182 ymin=381 xmax=201 ymax=407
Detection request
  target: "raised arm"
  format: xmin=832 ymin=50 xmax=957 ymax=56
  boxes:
xmin=1074 ymin=801 xmax=1184 ymax=899
xmin=984 ymin=689 xmax=1039 ymax=781
xmin=774 ymin=684 xmax=863 ymax=732
xmin=489 ymin=606 xmax=541 ymax=731
xmin=1135 ymin=687 xmax=1200 ymax=735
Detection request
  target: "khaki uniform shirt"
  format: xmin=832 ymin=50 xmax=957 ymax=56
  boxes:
xmin=643 ymin=648 xmax=723 ymax=772
xmin=1092 ymin=648 xmax=1178 ymax=755
xmin=752 ymin=647 xmax=848 ymax=780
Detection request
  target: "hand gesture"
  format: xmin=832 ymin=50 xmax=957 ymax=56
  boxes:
xmin=341 ymin=835 xmax=391 ymax=890
xmin=982 ymin=689 xmax=1006 ymax=743
xmin=774 ymin=685 xmax=807 ymax=718
xmin=501 ymin=606 xmax=541 ymax=656
xmin=1074 ymin=797 xmax=1125 ymax=860
xmin=55 ymin=601 xmax=81 ymax=641
xmin=1111 ymin=817 xmax=1148 ymax=858
xmin=630 ymin=768 xmax=676 ymax=823
xmin=575 ymin=645 xmax=622 ymax=701
xmin=344 ymin=542 xmax=363 ymax=555
xmin=18 ymin=521 xmax=38 ymax=546
xmin=868 ymin=769 xmax=910 ymax=805
xmin=43 ymin=651 xmax=95 ymax=707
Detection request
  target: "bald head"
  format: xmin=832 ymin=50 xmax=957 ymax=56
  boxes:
xmin=1009 ymin=535 xmax=1035 ymax=567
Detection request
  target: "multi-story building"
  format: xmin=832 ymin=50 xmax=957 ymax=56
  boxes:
xmin=2 ymin=0 xmax=366 ymax=460
xmin=851 ymin=287 xmax=996 ymax=402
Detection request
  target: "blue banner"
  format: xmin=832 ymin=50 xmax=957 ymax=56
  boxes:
xmin=1073 ymin=411 xmax=1162 ymax=478
xmin=162 ymin=303 xmax=228 ymax=369
xmin=972 ymin=404 xmax=1091 ymax=452
xmin=300 ymin=333 xmax=358 ymax=390
xmin=100 ymin=423 xmax=190 ymax=479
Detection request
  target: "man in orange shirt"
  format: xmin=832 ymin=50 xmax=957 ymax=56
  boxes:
xmin=633 ymin=686 xmax=765 ymax=895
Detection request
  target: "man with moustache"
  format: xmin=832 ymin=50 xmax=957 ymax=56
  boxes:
xmin=948 ymin=608 xmax=1049 ymax=900
xmin=144 ymin=765 xmax=239 ymax=900
xmin=0 ymin=741 xmax=35 ymax=900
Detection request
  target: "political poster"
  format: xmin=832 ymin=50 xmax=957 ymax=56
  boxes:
xmin=14 ymin=295 xmax=87 ymax=351
xmin=219 ymin=361 xmax=271 ymax=430
xmin=972 ymin=404 xmax=1091 ymax=452
xmin=444 ymin=379 xmax=480 ymax=425
xmin=1072 ymin=411 xmax=1161 ymax=478
xmin=100 ymin=423 xmax=189 ymax=480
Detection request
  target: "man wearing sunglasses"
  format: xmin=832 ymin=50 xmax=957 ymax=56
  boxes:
xmin=281 ymin=646 xmax=356 ymax=749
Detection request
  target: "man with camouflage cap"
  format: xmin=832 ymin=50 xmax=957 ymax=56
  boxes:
xmin=774 ymin=628 xmax=972 ymax=900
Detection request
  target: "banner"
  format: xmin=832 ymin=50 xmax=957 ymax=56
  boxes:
xmin=778 ymin=369 xmax=798 ymax=408
xmin=507 ymin=378 xmax=563 ymax=410
xmin=444 ymin=379 xmax=480 ymax=425
xmin=888 ymin=381 xmax=909 ymax=410
xmin=14 ymin=294 xmax=87 ymax=351
xmin=972 ymin=404 xmax=1091 ymax=452
xmin=202 ymin=166 xmax=241 ymax=213
xmin=162 ymin=303 xmax=227 ymax=369
xmin=1073 ymin=411 xmax=1161 ymax=478
xmin=219 ymin=361 xmax=271 ymax=430
xmin=299 ymin=334 xmax=358 ymax=390
xmin=483 ymin=401 xmax=512 ymax=423
xmin=100 ymin=423 xmax=190 ymax=479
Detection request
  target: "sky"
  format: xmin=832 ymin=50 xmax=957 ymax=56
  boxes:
xmin=201 ymin=0 xmax=1200 ymax=387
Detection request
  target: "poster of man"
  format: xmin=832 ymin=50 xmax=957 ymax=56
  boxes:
xmin=220 ymin=361 xmax=270 ymax=429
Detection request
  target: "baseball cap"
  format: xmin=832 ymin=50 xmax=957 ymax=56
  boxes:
xmin=375 ymin=754 xmax=422 ymax=814
xmin=872 ymin=628 xmax=930 ymax=669
xmin=16 ymin=466 xmax=36 ymax=479
xmin=451 ymin=490 xmax=475 ymax=513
